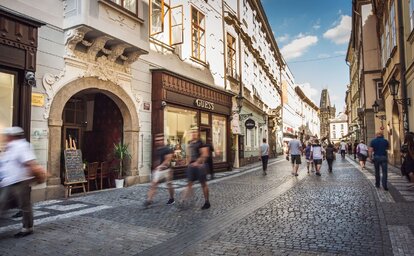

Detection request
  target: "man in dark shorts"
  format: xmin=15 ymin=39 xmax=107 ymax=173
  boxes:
xmin=181 ymin=129 xmax=210 ymax=210
xmin=143 ymin=134 xmax=175 ymax=208
xmin=287 ymin=135 xmax=302 ymax=176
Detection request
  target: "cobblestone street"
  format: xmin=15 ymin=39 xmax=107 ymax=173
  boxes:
xmin=1 ymin=156 xmax=413 ymax=255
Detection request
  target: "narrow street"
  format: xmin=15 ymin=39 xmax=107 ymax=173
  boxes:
xmin=1 ymin=156 xmax=412 ymax=255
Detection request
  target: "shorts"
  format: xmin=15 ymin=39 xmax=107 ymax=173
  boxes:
xmin=291 ymin=155 xmax=302 ymax=164
xmin=358 ymin=153 xmax=367 ymax=162
xmin=306 ymin=158 xmax=313 ymax=163
xmin=186 ymin=165 xmax=207 ymax=183
xmin=152 ymin=168 xmax=172 ymax=183
xmin=313 ymin=159 xmax=323 ymax=165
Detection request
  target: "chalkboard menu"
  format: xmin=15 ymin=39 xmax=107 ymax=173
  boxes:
xmin=64 ymin=150 xmax=86 ymax=184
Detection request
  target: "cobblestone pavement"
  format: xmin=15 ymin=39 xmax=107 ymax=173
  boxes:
xmin=0 ymin=156 xmax=410 ymax=255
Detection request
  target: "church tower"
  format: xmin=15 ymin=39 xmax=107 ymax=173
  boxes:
xmin=319 ymin=89 xmax=336 ymax=139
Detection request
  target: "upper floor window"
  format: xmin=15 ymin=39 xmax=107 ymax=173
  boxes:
xmin=390 ymin=1 xmax=397 ymax=49
xmin=191 ymin=6 xmax=206 ymax=62
xmin=109 ymin=0 xmax=138 ymax=15
xmin=150 ymin=0 xmax=183 ymax=46
xmin=376 ymin=82 xmax=384 ymax=99
xmin=410 ymin=0 xmax=414 ymax=30
xmin=226 ymin=33 xmax=237 ymax=79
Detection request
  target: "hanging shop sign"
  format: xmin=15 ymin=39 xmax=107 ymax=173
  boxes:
xmin=245 ymin=119 xmax=256 ymax=129
xmin=194 ymin=99 xmax=215 ymax=110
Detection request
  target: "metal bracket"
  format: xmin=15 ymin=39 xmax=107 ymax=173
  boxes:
xmin=394 ymin=98 xmax=411 ymax=106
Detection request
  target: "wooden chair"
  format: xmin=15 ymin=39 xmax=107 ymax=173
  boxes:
xmin=98 ymin=161 xmax=111 ymax=189
xmin=86 ymin=162 xmax=99 ymax=192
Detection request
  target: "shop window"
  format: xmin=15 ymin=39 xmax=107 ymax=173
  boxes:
xmin=0 ymin=72 xmax=15 ymax=129
xmin=201 ymin=112 xmax=209 ymax=125
xmin=212 ymin=115 xmax=227 ymax=163
xmin=164 ymin=106 xmax=197 ymax=166
xmin=108 ymin=0 xmax=138 ymax=15
xmin=191 ymin=6 xmax=206 ymax=62
xmin=227 ymin=33 xmax=237 ymax=79
xmin=150 ymin=0 xmax=183 ymax=46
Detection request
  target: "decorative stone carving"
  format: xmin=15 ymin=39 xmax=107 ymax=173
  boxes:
xmin=104 ymin=7 xmax=138 ymax=30
xmin=133 ymin=92 xmax=143 ymax=128
xmin=83 ymin=56 xmax=120 ymax=85
xmin=108 ymin=44 xmax=128 ymax=62
xmin=65 ymin=27 xmax=92 ymax=57
xmin=42 ymin=71 xmax=66 ymax=119
xmin=87 ymin=36 xmax=112 ymax=60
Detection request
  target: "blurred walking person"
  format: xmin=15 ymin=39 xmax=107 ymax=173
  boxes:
xmin=311 ymin=139 xmax=325 ymax=176
xmin=287 ymin=135 xmax=302 ymax=176
xmin=325 ymin=143 xmax=336 ymax=173
xmin=205 ymin=137 xmax=215 ymax=180
xmin=0 ymin=127 xmax=42 ymax=237
xmin=340 ymin=140 xmax=347 ymax=159
xmin=304 ymin=142 xmax=314 ymax=174
xmin=353 ymin=140 xmax=359 ymax=159
xmin=143 ymin=134 xmax=175 ymax=208
xmin=401 ymin=132 xmax=414 ymax=190
xmin=357 ymin=140 xmax=368 ymax=170
xmin=180 ymin=129 xmax=210 ymax=210
xmin=259 ymin=138 xmax=269 ymax=175
xmin=369 ymin=131 xmax=390 ymax=190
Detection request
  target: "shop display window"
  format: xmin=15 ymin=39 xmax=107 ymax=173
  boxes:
xmin=0 ymin=72 xmax=15 ymax=129
xmin=164 ymin=106 xmax=198 ymax=166
xmin=212 ymin=115 xmax=226 ymax=163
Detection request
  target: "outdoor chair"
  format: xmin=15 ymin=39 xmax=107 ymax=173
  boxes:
xmin=86 ymin=162 xmax=99 ymax=192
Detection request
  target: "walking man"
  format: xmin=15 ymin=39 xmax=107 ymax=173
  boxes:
xmin=325 ymin=143 xmax=336 ymax=173
xmin=205 ymin=137 xmax=215 ymax=180
xmin=305 ymin=142 xmax=314 ymax=174
xmin=144 ymin=134 xmax=175 ymax=208
xmin=369 ymin=131 xmax=390 ymax=190
xmin=0 ymin=127 xmax=39 ymax=237
xmin=259 ymin=138 xmax=269 ymax=175
xmin=357 ymin=140 xmax=369 ymax=170
xmin=311 ymin=139 xmax=325 ymax=176
xmin=287 ymin=135 xmax=302 ymax=176
xmin=181 ymin=129 xmax=210 ymax=210
xmin=340 ymin=140 xmax=347 ymax=159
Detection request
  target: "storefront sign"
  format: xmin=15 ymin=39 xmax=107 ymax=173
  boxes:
xmin=245 ymin=119 xmax=255 ymax=129
xmin=194 ymin=99 xmax=215 ymax=110
xmin=32 ymin=93 xmax=45 ymax=107
xmin=143 ymin=102 xmax=151 ymax=111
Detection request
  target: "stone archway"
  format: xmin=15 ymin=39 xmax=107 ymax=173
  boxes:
xmin=46 ymin=77 xmax=140 ymax=199
xmin=391 ymin=102 xmax=401 ymax=165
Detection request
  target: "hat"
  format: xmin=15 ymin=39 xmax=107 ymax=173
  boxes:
xmin=1 ymin=127 xmax=24 ymax=136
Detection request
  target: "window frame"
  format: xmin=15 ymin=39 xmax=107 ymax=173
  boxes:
xmin=149 ymin=0 xmax=165 ymax=36
xmin=226 ymin=33 xmax=237 ymax=79
xmin=106 ymin=0 xmax=139 ymax=17
xmin=191 ymin=6 xmax=206 ymax=62
xmin=376 ymin=81 xmax=384 ymax=100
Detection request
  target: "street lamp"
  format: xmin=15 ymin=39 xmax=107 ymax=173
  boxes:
xmin=372 ymin=101 xmax=386 ymax=129
xmin=389 ymin=76 xmax=411 ymax=106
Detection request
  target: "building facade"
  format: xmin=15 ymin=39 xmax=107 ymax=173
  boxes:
xmin=329 ymin=112 xmax=349 ymax=144
xmin=319 ymin=89 xmax=336 ymax=141
xmin=295 ymin=86 xmax=320 ymax=141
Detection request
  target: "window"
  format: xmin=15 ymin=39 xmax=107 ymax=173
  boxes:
xmin=212 ymin=115 xmax=227 ymax=162
xmin=191 ymin=6 xmax=206 ymax=62
xmin=390 ymin=1 xmax=396 ymax=50
xmin=376 ymin=82 xmax=384 ymax=99
xmin=410 ymin=0 xmax=414 ymax=30
xmin=332 ymin=125 xmax=336 ymax=130
xmin=341 ymin=124 xmax=344 ymax=130
xmin=0 ymin=72 xmax=15 ymax=128
xmin=226 ymin=33 xmax=237 ymax=79
xmin=109 ymin=0 xmax=138 ymax=15
xmin=164 ymin=106 xmax=198 ymax=166
xmin=150 ymin=0 xmax=183 ymax=45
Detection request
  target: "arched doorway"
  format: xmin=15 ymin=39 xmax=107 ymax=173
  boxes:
xmin=47 ymin=77 xmax=139 ymax=197
xmin=392 ymin=102 xmax=401 ymax=165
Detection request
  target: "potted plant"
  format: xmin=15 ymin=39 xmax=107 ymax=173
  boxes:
xmin=114 ymin=142 xmax=131 ymax=188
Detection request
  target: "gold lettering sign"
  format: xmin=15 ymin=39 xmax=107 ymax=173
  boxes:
xmin=32 ymin=93 xmax=45 ymax=107
xmin=194 ymin=99 xmax=215 ymax=110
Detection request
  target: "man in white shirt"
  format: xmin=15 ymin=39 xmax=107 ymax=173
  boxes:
xmin=0 ymin=127 xmax=38 ymax=237
xmin=311 ymin=139 xmax=325 ymax=176
xmin=259 ymin=138 xmax=270 ymax=175
xmin=287 ymin=135 xmax=302 ymax=176
xmin=340 ymin=140 xmax=347 ymax=159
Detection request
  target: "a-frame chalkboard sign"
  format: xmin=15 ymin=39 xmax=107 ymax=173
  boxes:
xmin=63 ymin=138 xmax=86 ymax=197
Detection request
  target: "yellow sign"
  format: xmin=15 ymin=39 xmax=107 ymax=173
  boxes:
xmin=32 ymin=93 xmax=45 ymax=107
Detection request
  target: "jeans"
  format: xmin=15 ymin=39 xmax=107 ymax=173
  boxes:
xmin=261 ymin=155 xmax=269 ymax=171
xmin=327 ymin=159 xmax=334 ymax=171
xmin=374 ymin=155 xmax=388 ymax=189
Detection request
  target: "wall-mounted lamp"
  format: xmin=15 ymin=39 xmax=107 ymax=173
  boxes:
xmin=389 ymin=76 xmax=411 ymax=106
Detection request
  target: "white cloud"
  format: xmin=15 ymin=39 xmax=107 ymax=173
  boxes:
xmin=277 ymin=34 xmax=290 ymax=43
xmin=334 ymin=50 xmax=347 ymax=55
xmin=281 ymin=35 xmax=318 ymax=60
xmin=323 ymin=15 xmax=351 ymax=44
xmin=318 ymin=53 xmax=330 ymax=58
xmin=298 ymin=83 xmax=319 ymax=103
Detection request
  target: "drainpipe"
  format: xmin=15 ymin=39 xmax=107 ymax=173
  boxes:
xmin=397 ymin=0 xmax=410 ymax=133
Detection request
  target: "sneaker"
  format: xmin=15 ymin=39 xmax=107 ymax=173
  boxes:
xmin=14 ymin=228 xmax=33 ymax=238
xmin=166 ymin=198 xmax=175 ymax=205
xmin=201 ymin=201 xmax=211 ymax=210
xmin=143 ymin=200 xmax=152 ymax=208
xmin=294 ymin=173 xmax=299 ymax=176
xmin=316 ymin=172 xmax=321 ymax=176
xmin=263 ymin=171 xmax=267 ymax=176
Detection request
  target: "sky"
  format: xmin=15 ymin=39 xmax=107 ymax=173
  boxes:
xmin=262 ymin=0 xmax=352 ymax=114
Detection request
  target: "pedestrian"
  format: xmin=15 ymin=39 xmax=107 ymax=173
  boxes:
xmin=369 ymin=131 xmax=390 ymax=190
xmin=304 ymin=142 xmax=314 ymax=174
xmin=204 ymin=137 xmax=215 ymax=180
xmin=287 ymin=135 xmax=302 ymax=176
xmin=353 ymin=140 xmax=358 ymax=159
xmin=340 ymin=140 xmax=347 ymax=159
xmin=347 ymin=141 xmax=353 ymax=155
xmin=311 ymin=139 xmax=325 ymax=176
xmin=259 ymin=138 xmax=269 ymax=175
xmin=180 ymin=129 xmax=210 ymax=210
xmin=0 ymin=127 xmax=44 ymax=238
xmin=357 ymin=140 xmax=368 ymax=170
xmin=401 ymin=132 xmax=414 ymax=190
xmin=325 ymin=143 xmax=335 ymax=173
xmin=143 ymin=134 xmax=175 ymax=208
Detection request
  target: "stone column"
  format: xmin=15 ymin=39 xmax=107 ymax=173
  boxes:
xmin=47 ymin=118 xmax=65 ymax=199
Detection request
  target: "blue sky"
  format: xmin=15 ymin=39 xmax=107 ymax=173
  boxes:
xmin=262 ymin=0 xmax=352 ymax=114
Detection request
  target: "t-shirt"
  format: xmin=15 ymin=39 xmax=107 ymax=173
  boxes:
xmin=188 ymin=139 xmax=204 ymax=163
xmin=340 ymin=142 xmax=347 ymax=150
xmin=325 ymin=146 xmax=335 ymax=159
xmin=311 ymin=145 xmax=325 ymax=160
xmin=288 ymin=139 xmax=302 ymax=155
xmin=260 ymin=143 xmax=269 ymax=156
xmin=357 ymin=143 xmax=368 ymax=156
xmin=0 ymin=139 xmax=36 ymax=187
xmin=370 ymin=136 xmax=389 ymax=157
xmin=305 ymin=146 xmax=312 ymax=159
xmin=156 ymin=146 xmax=173 ymax=167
